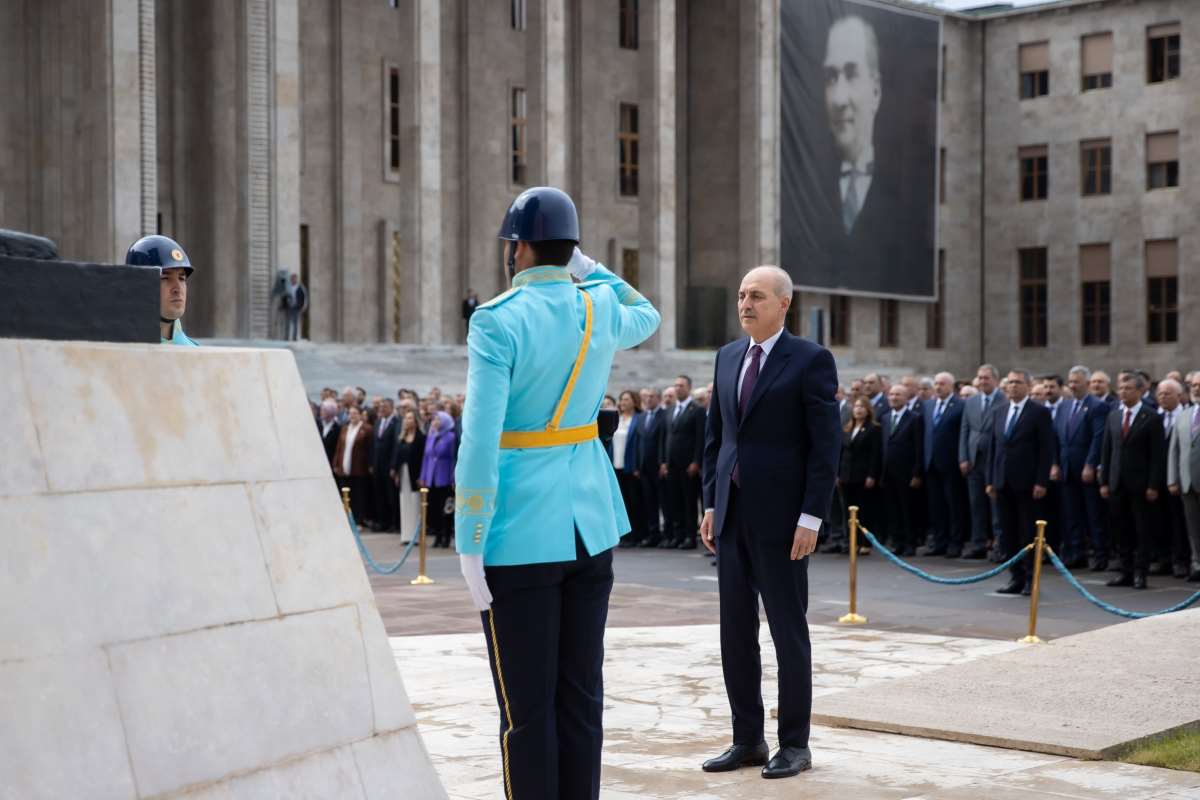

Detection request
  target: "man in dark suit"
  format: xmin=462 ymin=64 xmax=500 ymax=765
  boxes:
xmin=1090 ymin=371 xmax=1118 ymax=408
xmin=699 ymin=266 xmax=840 ymax=780
xmin=634 ymin=388 xmax=668 ymax=547
xmin=1154 ymin=379 xmax=1191 ymax=577
xmin=370 ymin=398 xmax=399 ymax=531
xmin=958 ymin=364 xmax=1003 ymax=559
xmin=317 ymin=399 xmax=341 ymax=468
xmin=863 ymin=372 xmax=889 ymax=421
xmin=986 ymin=369 xmax=1054 ymax=595
xmin=921 ymin=372 xmax=966 ymax=557
xmin=1039 ymin=375 xmax=1068 ymax=557
xmin=661 ymin=374 xmax=706 ymax=549
xmin=881 ymin=384 xmax=923 ymax=555
xmin=1100 ymin=371 xmax=1165 ymax=589
xmin=1056 ymin=367 xmax=1108 ymax=570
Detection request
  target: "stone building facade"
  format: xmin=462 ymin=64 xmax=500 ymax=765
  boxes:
xmin=0 ymin=0 xmax=1195 ymax=377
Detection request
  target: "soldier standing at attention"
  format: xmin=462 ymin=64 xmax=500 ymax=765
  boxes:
xmin=125 ymin=235 xmax=198 ymax=347
xmin=455 ymin=186 xmax=660 ymax=799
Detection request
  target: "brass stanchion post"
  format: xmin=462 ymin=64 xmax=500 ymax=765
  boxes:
xmin=839 ymin=506 xmax=868 ymax=624
xmin=411 ymin=487 xmax=435 ymax=585
xmin=1019 ymin=520 xmax=1047 ymax=644
xmin=340 ymin=486 xmax=352 ymax=516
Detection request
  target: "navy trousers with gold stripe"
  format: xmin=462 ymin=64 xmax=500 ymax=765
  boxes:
xmin=481 ymin=535 xmax=613 ymax=800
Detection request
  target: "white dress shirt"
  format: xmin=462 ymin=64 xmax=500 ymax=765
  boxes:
xmin=613 ymin=414 xmax=632 ymax=470
xmin=321 ymin=419 xmax=336 ymax=439
xmin=341 ymin=422 xmax=362 ymax=475
xmin=709 ymin=327 xmax=822 ymax=533
xmin=1004 ymin=397 xmax=1028 ymax=433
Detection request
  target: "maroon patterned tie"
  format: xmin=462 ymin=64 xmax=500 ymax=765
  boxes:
xmin=732 ymin=345 xmax=763 ymax=487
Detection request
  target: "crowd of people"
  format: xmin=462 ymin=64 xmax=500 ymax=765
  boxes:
xmin=311 ymin=362 xmax=1200 ymax=594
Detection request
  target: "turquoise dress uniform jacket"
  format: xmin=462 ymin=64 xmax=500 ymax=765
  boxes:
xmin=162 ymin=319 xmax=198 ymax=346
xmin=455 ymin=263 xmax=660 ymax=566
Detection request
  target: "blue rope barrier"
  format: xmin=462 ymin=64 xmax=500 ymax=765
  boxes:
xmin=1045 ymin=548 xmax=1200 ymax=619
xmin=348 ymin=510 xmax=421 ymax=575
xmin=858 ymin=527 xmax=1031 ymax=585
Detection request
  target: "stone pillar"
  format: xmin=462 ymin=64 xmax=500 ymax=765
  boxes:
xmin=137 ymin=0 xmax=157 ymax=240
xmin=244 ymin=0 xmax=274 ymax=338
xmin=333 ymin=4 xmax=364 ymax=341
xmin=641 ymin=0 xmax=677 ymax=350
xmin=111 ymin=0 xmax=146 ymax=262
xmin=740 ymin=0 xmax=779 ymax=271
xmin=273 ymin=0 xmax=302 ymax=335
xmin=414 ymin=0 xmax=443 ymax=345
xmin=541 ymin=0 xmax=569 ymax=188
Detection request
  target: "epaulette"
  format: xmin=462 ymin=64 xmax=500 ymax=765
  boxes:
xmin=478 ymin=285 xmax=522 ymax=310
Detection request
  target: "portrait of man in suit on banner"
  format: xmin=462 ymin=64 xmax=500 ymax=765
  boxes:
xmin=781 ymin=0 xmax=940 ymax=300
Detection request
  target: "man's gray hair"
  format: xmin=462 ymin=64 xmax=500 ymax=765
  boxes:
xmin=935 ymin=371 xmax=955 ymax=384
xmin=1118 ymin=370 xmax=1146 ymax=389
xmin=747 ymin=265 xmax=794 ymax=299
xmin=1158 ymin=378 xmax=1184 ymax=395
xmin=1009 ymin=368 xmax=1033 ymax=385
xmin=320 ymin=399 xmax=338 ymax=415
xmin=1068 ymin=365 xmax=1091 ymax=380
xmin=830 ymin=16 xmax=881 ymax=79
xmin=919 ymin=376 xmax=934 ymax=390
xmin=978 ymin=364 xmax=1000 ymax=380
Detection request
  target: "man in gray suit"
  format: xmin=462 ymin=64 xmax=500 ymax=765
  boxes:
xmin=958 ymin=364 xmax=1003 ymax=559
xmin=1167 ymin=374 xmax=1200 ymax=582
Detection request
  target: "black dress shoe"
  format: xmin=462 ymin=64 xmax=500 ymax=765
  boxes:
xmin=995 ymin=579 xmax=1025 ymax=595
xmin=1133 ymin=573 xmax=1148 ymax=590
xmin=901 ymin=546 xmax=917 ymax=557
xmin=945 ymin=547 xmax=963 ymax=559
xmin=1064 ymin=557 xmax=1088 ymax=570
xmin=819 ymin=541 xmax=846 ymax=554
xmin=638 ymin=537 xmax=661 ymax=549
xmin=677 ymin=537 xmax=697 ymax=550
xmin=701 ymin=742 xmax=769 ymax=773
xmin=618 ymin=537 xmax=637 ymax=549
xmin=1149 ymin=562 xmax=1172 ymax=576
xmin=920 ymin=545 xmax=947 ymax=557
xmin=961 ymin=547 xmax=988 ymax=560
xmin=1090 ymin=559 xmax=1109 ymax=572
xmin=762 ymin=746 xmax=812 ymax=779
xmin=1021 ymin=583 xmax=1032 ymax=596
xmin=1173 ymin=564 xmax=1190 ymax=579
xmin=1106 ymin=573 xmax=1134 ymax=587
xmin=1188 ymin=571 xmax=1200 ymax=583
xmin=657 ymin=538 xmax=678 ymax=549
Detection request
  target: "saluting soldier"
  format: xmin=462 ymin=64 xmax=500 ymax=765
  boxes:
xmin=125 ymin=235 xmax=198 ymax=347
xmin=455 ymin=186 xmax=660 ymax=799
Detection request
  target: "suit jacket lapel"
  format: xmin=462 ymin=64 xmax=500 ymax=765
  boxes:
xmin=727 ymin=338 xmax=751 ymax=427
xmin=742 ymin=334 xmax=792 ymax=423
xmin=1129 ymin=407 xmax=1152 ymax=438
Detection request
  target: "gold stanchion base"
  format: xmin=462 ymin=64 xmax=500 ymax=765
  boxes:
xmin=838 ymin=613 xmax=868 ymax=624
xmin=410 ymin=575 xmax=435 ymax=586
xmin=1017 ymin=635 xmax=1044 ymax=644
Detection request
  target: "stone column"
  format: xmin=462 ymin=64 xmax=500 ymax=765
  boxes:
xmin=273 ymin=0 xmax=302 ymax=334
xmin=111 ymin=0 xmax=146 ymax=261
xmin=244 ymin=0 xmax=274 ymax=338
xmin=739 ymin=0 xmax=779 ymax=270
xmin=414 ymin=0 xmax=443 ymax=345
xmin=137 ymin=0 xmax=157 ymax=240
xmin=541 ymin=0 xmax=568 ymax=188
xmin=333 ymin=3 xmax=364 ymax=341
xmin=640 ymin=0 xmax=677 ymax=350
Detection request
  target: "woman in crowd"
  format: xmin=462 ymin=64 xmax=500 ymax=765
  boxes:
xmin=611 ymin=390 xmax=645 ymax=546
xmin=390 ymin=409 xmax=426 ymax=544
xmin=838 ymin=396 xmax=882 ymax=553
xmin=420 ymin=410 xmax=458 ymax=548
xmin=333 ymin=405 xmax=374 ymax=524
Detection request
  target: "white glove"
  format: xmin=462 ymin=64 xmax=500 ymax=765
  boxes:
xmin=460 ymin=553 xmax=493 ymax=611
xmin=567 ymin=246 xmax=596 ymax=281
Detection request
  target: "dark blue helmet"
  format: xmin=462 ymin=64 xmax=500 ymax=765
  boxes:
xmin=125 ymin=235 xmax=193 ymax=276
xmin=497 ymin=186 xmax=580 ymax=243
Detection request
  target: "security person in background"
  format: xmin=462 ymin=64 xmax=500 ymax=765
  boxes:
xmin=125 ymin=234 xmax=198 ymax=346
xmin=455 ymin=186 xmax=660 ymax=799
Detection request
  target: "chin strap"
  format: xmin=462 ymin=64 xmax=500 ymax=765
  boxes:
xmin=506 ymin=244 xmax=517 ymax=283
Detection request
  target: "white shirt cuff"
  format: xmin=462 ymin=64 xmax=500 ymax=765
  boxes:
xmin=704 ymin=508 xmax=714 ymax=514
xmin=798 ymin=514 xmax=822 ymax=531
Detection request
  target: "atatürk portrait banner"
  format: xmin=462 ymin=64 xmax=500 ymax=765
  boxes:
xmin=781 ymin=0 xmax=941 ymax=300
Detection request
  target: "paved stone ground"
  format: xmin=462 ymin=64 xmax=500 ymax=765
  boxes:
xmin=395 ymin=625 xmax=1200 ymax=800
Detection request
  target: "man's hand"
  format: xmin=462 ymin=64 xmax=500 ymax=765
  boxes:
xmin=985 ymin=484 xmax=995 ymax=498
xmin=567 ymin=246 xmax=596 ymax=281
xmin=687 ymin=463 xmax=700 ymax=479
xmin=1082 ymin=464 xmax=1096 ymax=484
xmin=959 ymin=460 xmax=971 ymax=477
xmin=633 ymin=470 xmax=640 ymax=479
xmin=460 ymin=554 xmax=493 ymax=612
xmin=1032 ymin=484 xmax=1047 ymax=500
xmin=1099 ymin=485 xmax=1110 ymax=499
xmin=659 ymin=464 xmax=668 ymax=479
xmin=910 ymin=477 xmax=922 ymax=489
xmin=1146 ymin=488 xmax=1159 ymax=502
xmin=1049 ymin=465 xmax=1061 ymax=482
xmin=865 ymin=477 xmax=876 ymax=489
xmin=790 ymin=525 xmax=819 ymax=560
xmin=1169 ymin=483 xmax=1181 ymax=496
xmin=700 ymin=511 xmax=716 ymax=554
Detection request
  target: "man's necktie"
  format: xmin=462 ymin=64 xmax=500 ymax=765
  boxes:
xmin=842 ymin=175 xmax=861 ymax=233
xmin=1005 ymin=407 xmax=1019 ymax=439
xmin=732 ymin=345 xmax=763 ymax=486
xmin=1122 ymin=408 xmax=1132 ymax=440
xmin=1164 ymin=411 xmax=1174 ymax=440
xmin=891 ymin=410 xmax=902 ymax=436
xmin=934 ymin=400 xmax=944 ymax=424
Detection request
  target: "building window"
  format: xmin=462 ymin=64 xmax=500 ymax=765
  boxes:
xmin=1019 ymin=248 xmax=1048 ymax=348
xmin=1146 ymin=239 xmax=1178 ymax=343
xmin=1079 ymin=244 xmax=1110 ymax=346
xmin=618 ymin=103 xmax=639 ymax=197
xmin=830 ymin=295 xmax=850 ymax=346
xmin=1081 ymin=33 xmax=1113 ymax=90
xmin=511 ymin=0 xmax=527 ymax=31
xmin=511 ymin=87 xmax=527 ymax=185
xmin=621 ymin=247 xmax=639 ymax=288
xmin=619 ymin=0 xmax=639 ymax=50
xmin=385 ymin=65 xmax=401 ymax=181
xmin=926 ymin=250 xmax=945 ymax=349
xmin=941 ymin=44 xmax=947 ymax=103
xmin=1148 ymin=23 xmax=1181 ymax=83
xmin=878 ymin=299 xmax=898 ymax=348
xmin=1019 ymin=42 xmax=1049 ymax=99
xmin=1019 ymin=145 xmax=1048 ymax=201
xmin=1146 ymin=131 xmax=1179 ymax=190
xmin=1080 ymin=138 xmax=1111 ymax=196
xmin=939 ymin=148 xmax=946 ymax=204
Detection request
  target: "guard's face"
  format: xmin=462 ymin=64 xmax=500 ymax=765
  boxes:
xmin=824 ymin=19 xmax=881 ymax=164
xmin=160 ymin=268 xmax=188 ymax=321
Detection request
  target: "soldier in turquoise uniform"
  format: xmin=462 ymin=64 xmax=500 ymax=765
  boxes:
xmin=125 ymin=235 xmax=198 ymax=347
xmin=456 ymin=186 xmax=660 ymax=799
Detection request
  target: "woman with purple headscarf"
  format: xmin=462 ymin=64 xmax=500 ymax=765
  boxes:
xmin=420 ymin=410 xmax=458 ymax=547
